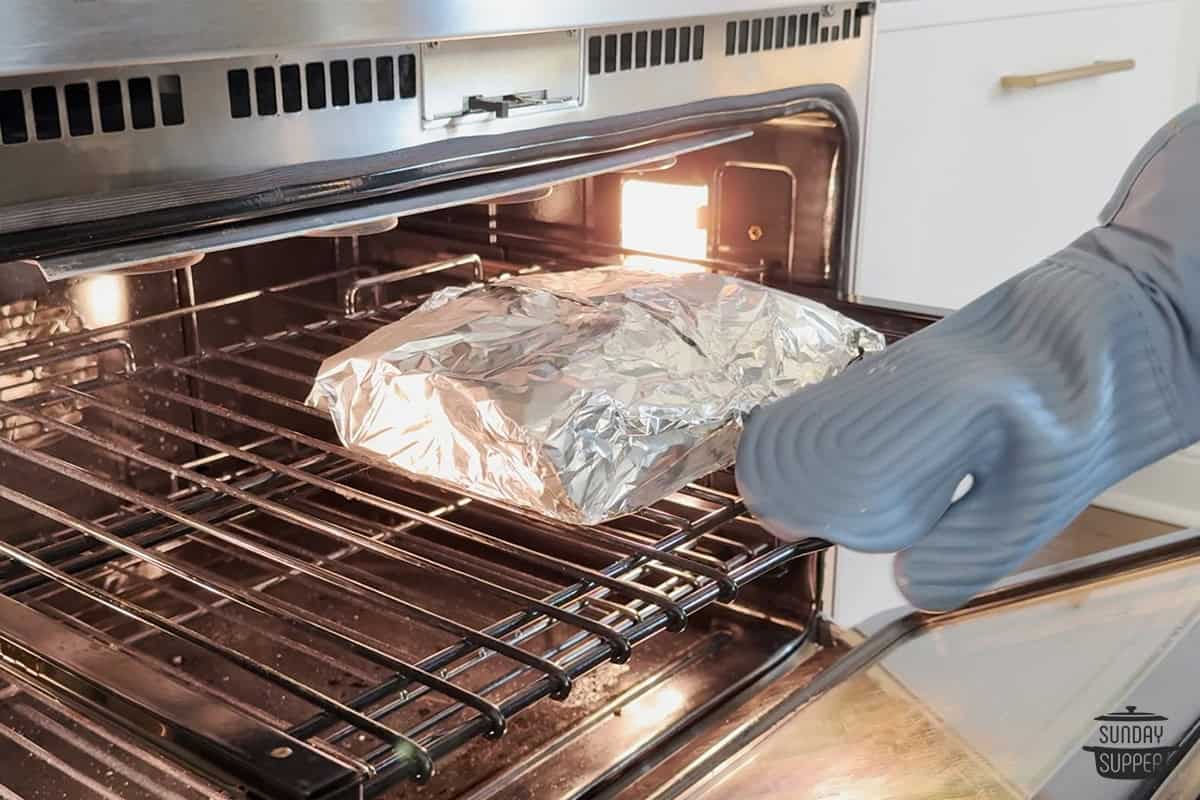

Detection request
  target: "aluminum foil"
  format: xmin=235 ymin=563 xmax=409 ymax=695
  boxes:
xmin=307 ymin=267 xmax=884 ymax=525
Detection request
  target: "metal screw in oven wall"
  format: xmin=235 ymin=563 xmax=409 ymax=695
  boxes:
xmin=428 ymin=40 xmax=440 ymax=49
xmin=822 ymin=4 xmax=836 ymax=16
xmin=747 ymin=224 xmax=765 ymax=242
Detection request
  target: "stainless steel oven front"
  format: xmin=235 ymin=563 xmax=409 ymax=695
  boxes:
xmin=0 ymin=5 xmax=889 ymax=797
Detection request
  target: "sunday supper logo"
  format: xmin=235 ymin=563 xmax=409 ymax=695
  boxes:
xmin=1082 ymin=707 xmax=1178 ymax=780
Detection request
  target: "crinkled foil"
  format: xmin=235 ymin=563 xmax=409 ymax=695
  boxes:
xmin=307 ymin=268 xmax=884 ymax=525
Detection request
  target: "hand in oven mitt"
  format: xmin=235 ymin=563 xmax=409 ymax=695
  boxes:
xmin=737 ymin=105 xmax=1200 ymax=612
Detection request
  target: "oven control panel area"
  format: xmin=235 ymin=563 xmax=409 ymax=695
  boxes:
xmin=0 ymin=3 xmax=873 ymax=214
xmin=420 ymin=30 xmax=584 ymax=125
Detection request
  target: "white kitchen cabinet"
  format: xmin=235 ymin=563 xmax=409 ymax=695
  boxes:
xmin=854 ymin=0 xmax=1194 ymax=310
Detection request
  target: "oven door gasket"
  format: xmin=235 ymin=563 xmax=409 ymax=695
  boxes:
xmin=2 ymin=85 xmax=859 ymax=281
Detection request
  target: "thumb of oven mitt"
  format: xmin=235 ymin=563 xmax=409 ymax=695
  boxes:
xmin=737 ymin=105 xmax=1200 ymax=612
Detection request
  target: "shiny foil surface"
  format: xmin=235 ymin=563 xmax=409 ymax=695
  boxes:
xmin=307 ymin=268 xmax=884 ymax=525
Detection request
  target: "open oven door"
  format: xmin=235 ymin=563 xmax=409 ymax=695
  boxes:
xmin=635 ymin=530 xmax=1200 ymax=800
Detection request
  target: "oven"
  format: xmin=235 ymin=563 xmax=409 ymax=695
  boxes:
xmin=0 ymin=3 xmax=1197 ymax=799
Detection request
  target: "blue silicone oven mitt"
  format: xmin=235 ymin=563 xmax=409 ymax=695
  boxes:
xmin=737 ymin=105 xmax=1200 ymax=611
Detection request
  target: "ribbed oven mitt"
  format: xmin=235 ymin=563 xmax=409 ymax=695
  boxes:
xmin=737 ymin=105 xmax=1200 ymax=612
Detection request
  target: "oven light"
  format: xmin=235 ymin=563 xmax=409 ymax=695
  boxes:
xmin=620 ymin=180 xmax=708 ymax=274
xmin=71 ymin=274 xmax=129 ymax=328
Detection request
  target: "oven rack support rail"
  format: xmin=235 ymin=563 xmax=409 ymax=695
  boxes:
xmin=0 ymin=255 xmax=828 ymax=799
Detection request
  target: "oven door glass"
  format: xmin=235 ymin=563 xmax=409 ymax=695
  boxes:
xmin=675 ymin=532 xmax=1200 ymax=800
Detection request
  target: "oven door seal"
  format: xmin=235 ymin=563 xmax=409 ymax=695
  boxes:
xmin=1 ymin=85 xmax=859 ymax=279
xmin=32 ymin=128 xmax=749 ymax=280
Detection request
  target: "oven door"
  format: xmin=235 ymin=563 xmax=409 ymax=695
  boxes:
xmin=634 ymin=530 xmax=1200 ymax=800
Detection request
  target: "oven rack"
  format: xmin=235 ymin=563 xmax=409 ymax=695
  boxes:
xmin=0 ymin=257 xmax=827 ymax=799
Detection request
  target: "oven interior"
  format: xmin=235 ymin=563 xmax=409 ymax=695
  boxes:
xmin=0 ymin=114 xmax=935 ymax=800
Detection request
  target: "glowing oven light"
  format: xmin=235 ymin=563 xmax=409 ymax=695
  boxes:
xmin=72 ymin=274 xmax=129 ymax=328
xmin=620 ymin=180 xmax=709 ymax=274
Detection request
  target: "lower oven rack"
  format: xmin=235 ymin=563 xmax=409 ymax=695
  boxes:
xmin=0 ymin=258 xmax=828 ymax=799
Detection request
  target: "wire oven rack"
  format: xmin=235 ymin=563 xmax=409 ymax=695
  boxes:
xmin=0 ymin=257 xmax=827 ymax=799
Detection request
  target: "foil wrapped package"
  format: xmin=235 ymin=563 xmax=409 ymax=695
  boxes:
xmin=307 ymin=268 xmax=884 ymax=525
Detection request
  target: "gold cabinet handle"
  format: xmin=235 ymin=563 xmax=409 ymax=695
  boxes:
xmin=1000 ymin=59 xmax=1136 ymax=90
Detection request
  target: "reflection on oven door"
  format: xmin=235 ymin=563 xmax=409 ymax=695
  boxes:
xmin=670 ymin=531 xmax=1200 ymax=800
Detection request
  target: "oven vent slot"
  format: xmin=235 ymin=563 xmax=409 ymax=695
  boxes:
xmin=0 ymin=90 xmax=25 ymax=144
xmin=587 ymin=25 xmax=705 ymax=76
xmin=0 ymin=75 xmax=184 ymax=144
xmin=724 ymin=4 xmax=869 ymax=56
xmin=228 ymin=54 xmax=416 ymax=118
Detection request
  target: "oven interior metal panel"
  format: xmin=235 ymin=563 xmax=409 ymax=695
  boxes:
xmin=0 ymin=662 xmax=228 ymax=800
